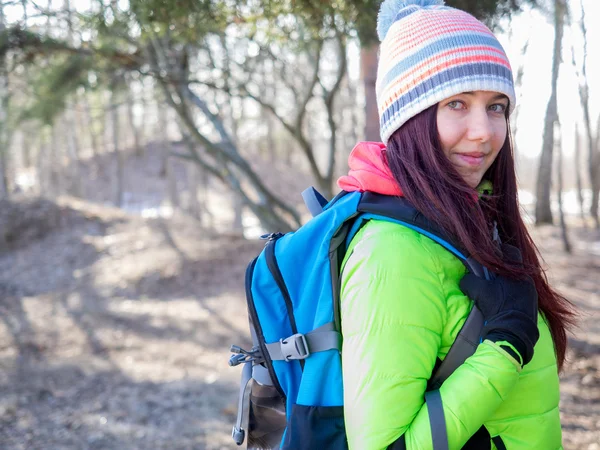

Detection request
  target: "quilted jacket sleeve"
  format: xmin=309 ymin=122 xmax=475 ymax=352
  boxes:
xmin=340 ymin=221 xmax=521 ymax=450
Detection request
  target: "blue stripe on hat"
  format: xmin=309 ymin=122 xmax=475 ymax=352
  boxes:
xmin=380 ymin=32 xmax=506 ymax=89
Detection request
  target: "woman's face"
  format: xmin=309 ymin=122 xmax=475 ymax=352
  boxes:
xmin=436 ymin=91 xmax=509 ymax=189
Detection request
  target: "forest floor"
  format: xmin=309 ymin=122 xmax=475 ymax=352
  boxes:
xmin=0 ymin=194 xmax=598 ymax=449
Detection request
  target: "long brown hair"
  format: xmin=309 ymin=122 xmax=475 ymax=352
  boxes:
xmin=384 ymin=104 xmax=576 ymax=370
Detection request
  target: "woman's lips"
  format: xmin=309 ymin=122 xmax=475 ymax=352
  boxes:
xmin=455 ymin=152 xmax=485 ymax=166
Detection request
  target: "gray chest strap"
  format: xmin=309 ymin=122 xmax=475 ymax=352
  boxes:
xmin=425 ymin=390 xmax=448 ymax=450
xmin=423 ymin=305 xmax=484 ymax=449
xmin=265 ymin=322 xmax=341 ymax=362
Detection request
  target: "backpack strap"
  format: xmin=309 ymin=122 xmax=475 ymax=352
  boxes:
xmin=425 ymin=390 xmax=449 ymax=450
xmin=427 ymin=306 xmax=484 ymax=390
xmin=492 ymin=436 xmax=508 ymax=450
xmin=265 ymin=322 xmax=342 ymax=362
xmin=302 ymin=186 xmax=329 ymax=217
xmin=355 ymin=191 xmax=491 ymax=449
xmin=357 ymin=192 xmax=464 ymax=258
xmin=231 ymin=361 xmax=253 ymax=445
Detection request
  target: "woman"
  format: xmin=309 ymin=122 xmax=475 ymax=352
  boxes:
xmin=337 ymin=1 xmax=575 ymax=449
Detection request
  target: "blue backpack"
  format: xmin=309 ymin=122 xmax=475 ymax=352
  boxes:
xmin=229 ymin=188 xmax=489 ymax=450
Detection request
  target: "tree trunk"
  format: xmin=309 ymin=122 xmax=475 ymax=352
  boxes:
xmin=346 ymin=76 xmax=359 ymax=155
xmin=221 ymin=34 xmax=244 ymax=234
xmin=535 ymin=0 xmax=565 ymax=225
xmin=230 ymin=102 xmax=243 ymax=234
xmin=22 ymin=127 xmax=32 ymax=167
xmin=158 ymin=101 xmax=179 ymax=209
xmin=361 ymin=43 xmax=380 ymax=142
xmin=49 ymin=123 xmax=61 ymax=196
xmin=0 ymin=2 xmax=10 ymax=198
xmin=126 ymin=76 xmax=143 ymax=157
xmin=166 ymin=157 xmax=179 ymax=210
xmin=0 ymin=146 xmax=9 ymax=198
xmin=590 ymin=115 xmax=600 ymax=229
xmin=259 ymin=60 xmax=275 ymax=160
xmin=157 ymin=93 xmax=169 ymax=177
xmin=555 ymin=122 xmax=571 ymax=253
xmin=83 ymin=91 xmax=100 ymax=158
xmin=37 ymin=137 xmax=47 ymax=195
xmin=140 ymin=78 xmax=152 ymax=153
xmin=574 ymin=126 xmax=586 ymax=225
xmin=200 ymin=162 xmax=212 ymax=227
xmin=592 ymin=152 xmax=600 ymax=229
xmin=511 ymin=39 xmax=529 ymax=157
xmin=110 ymin=89 xmax=124 ymax=207
xmin=65 ymin=107 xmax=83 ymax=196
xmin=186 ymin=161 xmax=201 ymax=221
xmin=18 ymin=1 xmax=32 ymax=170
xmin=574 ymin=0 xmax=598 ymax=228
xmin=267 ymin=65 xmax=277 ymax=162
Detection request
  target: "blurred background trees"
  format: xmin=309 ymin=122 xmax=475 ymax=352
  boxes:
xmin=0 ymin=0 xmax=597 ymax=243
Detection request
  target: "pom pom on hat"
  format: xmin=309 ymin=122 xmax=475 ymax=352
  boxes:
xmin=377 ymin=0 xmax=445 ymax=41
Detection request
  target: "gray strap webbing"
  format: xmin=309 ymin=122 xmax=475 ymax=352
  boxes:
xmin=266 ymin=322 xmax=341 ymax=361
xmin=302 ymin=186 xmax=328 ymax=217
xmin=425 ymin=390 xmax=448 ymax=450
xmin=232 ymin=362 xmax=252 ymax=446
xmin=252 ymin=363 xmax=273 ymax=386
xmin=428 ymin=305 xmax=484 ymax=390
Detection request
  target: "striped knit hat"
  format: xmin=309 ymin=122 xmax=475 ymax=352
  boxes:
xmin=376 ymin=0 xmax=516 ymax=144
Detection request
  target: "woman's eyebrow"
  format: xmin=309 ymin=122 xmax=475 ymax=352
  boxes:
xmin=460 ymin=91 xmax=508 ymax=101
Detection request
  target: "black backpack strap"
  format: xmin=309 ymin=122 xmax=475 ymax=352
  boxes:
xmin=427 ymin=306 xmax=484 ymax=390
xmin=492 ymin=436 xmax=507 ymax=450
xmin=463 ymin=426 xmax=491 ymax=449
xmin=357 ymin=192 xmax=470 ymax=265
xmin=387 ymin=435 xmax=407 ymax=450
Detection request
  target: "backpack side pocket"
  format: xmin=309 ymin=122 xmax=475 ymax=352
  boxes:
xmin=280 ymin=404 xmax=347 ymax=450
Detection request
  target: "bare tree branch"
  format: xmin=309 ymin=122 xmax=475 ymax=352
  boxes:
xmin=296 ymin=40 xmax=323 ymax=132
xmin=322 ymin=33 xmax=347 ymax=190
xmin=146 ymin=35 xmax=301 ymax=230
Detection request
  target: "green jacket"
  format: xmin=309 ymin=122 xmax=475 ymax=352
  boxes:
xmin=340 ymin=219 xmax=562 ymax=450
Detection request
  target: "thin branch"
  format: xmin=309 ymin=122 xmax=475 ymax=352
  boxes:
xmin=2 ymin=26 xmax=142 ymax=69
xmin=146 ymin=35 xmax=301 ymax=228
xmin=296 ymin=39 xmax=323 ymax=132
xmin=171 ymin=151 xmax=223 ymax=181
xmin=260 ymin=45 xmax=298 ymax=97
xmin=323 ymin=33 xmax=347 ymax=185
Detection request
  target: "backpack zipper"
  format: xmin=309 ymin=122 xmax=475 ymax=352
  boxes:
xmin=264 ymin=236 xmax=304 ymax=370
xmin=245 ymin=257 xmax=285 ymax=398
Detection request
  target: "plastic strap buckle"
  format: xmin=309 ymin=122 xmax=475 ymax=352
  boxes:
xmin=280 ymin=333 xmax=310 ymax=361
xmin=232 ymin=426 xmax=245 ymax=446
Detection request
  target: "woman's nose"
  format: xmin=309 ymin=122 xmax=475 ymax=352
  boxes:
xmin=466 ymin=109 xmax=493 ymax=143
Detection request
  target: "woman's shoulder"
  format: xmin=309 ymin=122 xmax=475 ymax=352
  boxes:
xmin=344 ymin=219 xmax=465 ymax=275
xmin=349 ymin=218 xmax=439 ymax=251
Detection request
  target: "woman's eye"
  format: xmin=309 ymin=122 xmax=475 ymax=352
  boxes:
xmin=489 ymin=104 xmax=507 ymax=113
xmin=448 ymin=101 xmax=464 ymax=110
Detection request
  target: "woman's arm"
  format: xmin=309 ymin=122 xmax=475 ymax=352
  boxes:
xmin=341 ymin=223 xmax=520 ymax=450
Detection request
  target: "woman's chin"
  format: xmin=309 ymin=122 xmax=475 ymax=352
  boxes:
xmin=456 ymin=171 xmax=482 ymax=189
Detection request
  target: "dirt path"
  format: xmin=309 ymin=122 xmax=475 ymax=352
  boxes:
xmin=0 ymin=198 xmax=598 ymax=449
xmin=533 ymin=225 xmax=600 ymax=449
